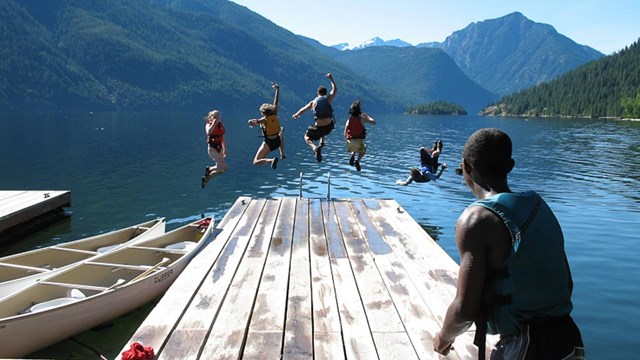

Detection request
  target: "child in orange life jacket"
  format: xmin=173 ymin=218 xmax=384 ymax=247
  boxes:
xmin=344 ymin=100 xmax=376 ymax=171
xmin=248 ymin=83 xmax=286 ymax=169
xmin=202 ymin=110 xmax=228 ymax=188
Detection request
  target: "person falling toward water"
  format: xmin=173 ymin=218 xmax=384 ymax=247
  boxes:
xmin=202 ymin=110 xmax=228 ymax=188
xmin=248 ymin=82 xmax=286 ymax=169
xmin=344 ymin=100 xmax=376 ymax=171
xmin=396 ymin=139 xmax=446 ymax=185
xmin=291 ymin=73 xmax=337 ymax=162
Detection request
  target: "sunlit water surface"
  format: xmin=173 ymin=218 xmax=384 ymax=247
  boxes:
xmin=1 ymin=112 xmax=639 ymax=359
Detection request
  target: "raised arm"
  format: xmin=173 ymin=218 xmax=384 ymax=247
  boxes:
xmin=326 ymin=73 xmax=337 ymax=102
xmin=272 ymin=82 xmax=279 ymax=112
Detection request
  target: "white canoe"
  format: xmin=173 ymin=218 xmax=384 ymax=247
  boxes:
xmin=0 ymin=218 xmax=166 ymax=299
xmin=0 ymin=217 xmax=214 ymax=358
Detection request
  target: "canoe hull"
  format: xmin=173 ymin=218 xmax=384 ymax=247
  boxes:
xmin=0 ymin=266 xmax=180 ymax=357
xmin=0 ymin=218 xmax=166 ymax=299
xmin=0 ymin=217 xmax=213 ymax=358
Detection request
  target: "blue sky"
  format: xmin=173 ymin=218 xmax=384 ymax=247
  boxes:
xmin=230 ymin=0 xmax=639 ymax=54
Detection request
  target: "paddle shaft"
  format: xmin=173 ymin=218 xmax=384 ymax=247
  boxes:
xmin=123 ymin=257 xmax=170 ymax=286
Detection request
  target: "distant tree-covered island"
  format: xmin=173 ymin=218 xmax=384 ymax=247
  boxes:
xmin=406 ymin=101 xmax=467 ymax=115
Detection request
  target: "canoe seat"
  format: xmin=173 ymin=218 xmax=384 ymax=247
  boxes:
xmin=165 ymin=241 xmax=197 ymax=251
xmin=28 ymin=288 xmax=86 ymax=313
xmin=97 ymin=243 xmax=122 ymax=253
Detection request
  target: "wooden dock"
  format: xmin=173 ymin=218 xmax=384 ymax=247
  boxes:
xmin=119 ymin=196 xmax=495 ymax=359
xmin=0 ymin=191 xmax=71 ymax=242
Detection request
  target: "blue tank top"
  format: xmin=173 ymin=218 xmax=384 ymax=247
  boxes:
xmin=313 ymin=95 xmax=333 ymax=120
xmin=471 ymin=191 xmax=574 ymax=336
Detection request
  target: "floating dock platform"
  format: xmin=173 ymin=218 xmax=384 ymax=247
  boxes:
xmin=119 ymin=196 xmax=495 ymax=359
xmin=0 ymin=190 xmax=71 ymax=243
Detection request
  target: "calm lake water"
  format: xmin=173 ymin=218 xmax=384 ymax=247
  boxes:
xmin=1 ymin=111 xmax=639 ymax=359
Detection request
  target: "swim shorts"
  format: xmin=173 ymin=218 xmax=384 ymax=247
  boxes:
xmin=306 ymin=121 xmax=335 ymax=141
xmin=346 ymin=138 xmax=367 ymax=153
xmin=490 ymin=316 xmax=585 ymax=360
xmin=264 ymin=134 xmax=282 ymax=152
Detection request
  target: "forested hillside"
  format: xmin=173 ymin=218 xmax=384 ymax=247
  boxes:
xmin=329 ymin=46 xmax=495 ymax=113
xmin=483 ymin=40 xmax=640 ymax=118
xmin=0 ymin=1 xmax=619 ymax=115
xmin=0 ymin=1 xmax=113 ymax=111
xmin=0 ymin=0 xmax=403 ymax=112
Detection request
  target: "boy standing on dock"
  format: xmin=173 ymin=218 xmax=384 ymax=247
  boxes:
xmin=434 ymin=128 xmax=584 ymax=359
xmin=292 ymin=73 xmax=337 ymax=162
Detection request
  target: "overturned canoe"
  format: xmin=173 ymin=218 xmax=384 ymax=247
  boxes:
xmin=0 ymin=217 xmax=214 ymax=358
xmin=0 ymin=218 xmax=166 ymax=300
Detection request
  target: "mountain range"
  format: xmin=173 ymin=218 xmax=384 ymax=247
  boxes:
xmin=0 ymin=1 xmax=606 ymax=114
xmin=330 ymin=12 xmax=603 ymax=96
xmin=332 ymin=37 xmax=413 ymax=51
xmin=313 ymin=44 xmax=495 ymax=113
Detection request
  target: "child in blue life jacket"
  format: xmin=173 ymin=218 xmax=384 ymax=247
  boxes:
xmin=344 ymin=100 xmax=376 ymax=171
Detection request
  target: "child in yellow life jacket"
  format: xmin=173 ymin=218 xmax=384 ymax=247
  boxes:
xmin=344 ymin=100 xmax=376 ymax=171
xmin=248 ymin=83 xmax=286 ymax=169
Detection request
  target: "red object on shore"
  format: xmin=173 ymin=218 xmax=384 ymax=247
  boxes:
xmin=121 ymin=342 xmax=154 ymax=360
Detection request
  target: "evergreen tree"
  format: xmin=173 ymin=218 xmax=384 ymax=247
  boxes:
xmin=489 ymin=39 xmax=640 ymax=118
xmin=621 ymin=90 xmax=640 ymax=118
xmin=406 ymin=101 xmax=467 ymax=115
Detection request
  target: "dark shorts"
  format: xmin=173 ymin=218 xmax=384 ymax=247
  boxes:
xmin=208 ymin=142 xmax=222 ymax=153
xmin=306 ymin=121 xmax=335 ymax=141
xmin=264 ymin=135 xmax=282 ymax=152
xmin=490 ymin=316 xmax=585 ymax=360
xmin=420 ymin=148 xmax=438 ymax=173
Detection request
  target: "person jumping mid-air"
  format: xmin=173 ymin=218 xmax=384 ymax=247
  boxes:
xmin=202 ymin=110 xmax=228 ymax=188
xmin=344 ymin=100 xmax=376 ymax=171
xmin=292 ymin=73 xmax=337 ymax=162
xmin=248 ymin=82 xmax=286 ymax=169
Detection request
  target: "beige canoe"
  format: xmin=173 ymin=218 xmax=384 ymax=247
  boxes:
xmin=0 ymin=216 xmax=214 ymax=358
xmin=0 ymin=218 xmax=166 ymax=299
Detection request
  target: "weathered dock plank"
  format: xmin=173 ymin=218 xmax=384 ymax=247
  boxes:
xmin=282 ymin=198 xmax=313 ymax=360
xmin=161 ymin=198 xmax=266 ymax=360
xmin=322 ymin=200 xmax=375 ymax=360
xmin=243 ymin=197 xmax=295 ymax=358
xmin=118 ymin=197 xmax=495 ymax=359
xmin=308 ymin=199 xmax=343 ymax=359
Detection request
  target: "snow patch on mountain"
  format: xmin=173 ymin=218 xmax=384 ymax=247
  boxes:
xmin=332 ymin=37 xmax=414 ymax=50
